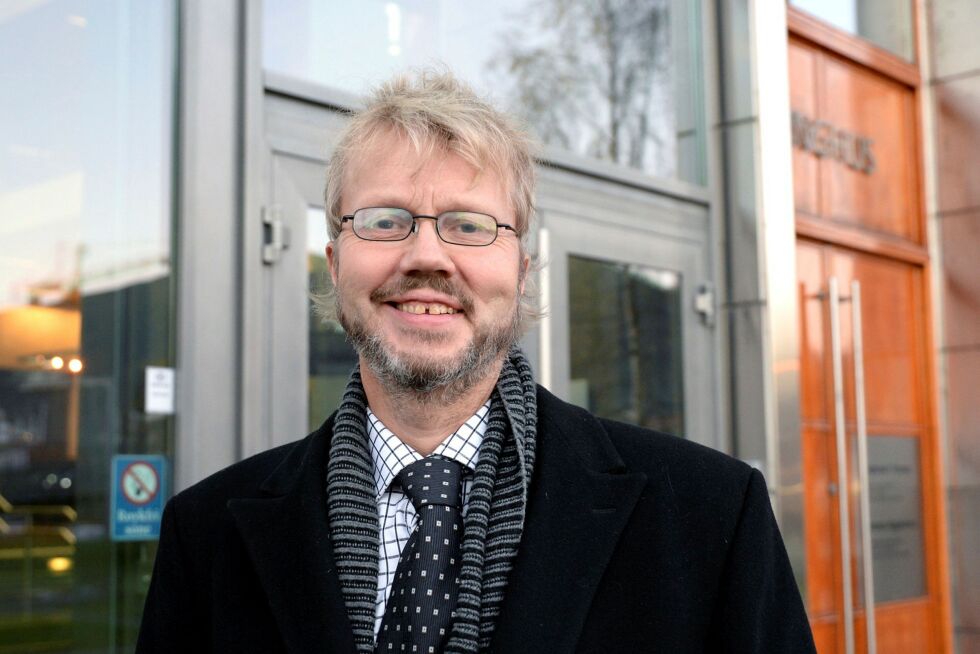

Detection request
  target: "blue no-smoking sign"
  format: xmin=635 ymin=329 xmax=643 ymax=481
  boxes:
xmin=111 ymin=454 xmax=167 ymax=541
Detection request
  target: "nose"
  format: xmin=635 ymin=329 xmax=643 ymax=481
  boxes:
xmin=397 ymin=217 xmax=457 ymax=276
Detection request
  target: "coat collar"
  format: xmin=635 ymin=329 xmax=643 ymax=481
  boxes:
xmin=227 ymin=415 xmax=359 ymax=654
xmin=490 ymin=386 xmax=648 ymax=653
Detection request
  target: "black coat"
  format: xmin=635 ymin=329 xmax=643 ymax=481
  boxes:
xmin=137 ymin=386 xmax=816 ymax=653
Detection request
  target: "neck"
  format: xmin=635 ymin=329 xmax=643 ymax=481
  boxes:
xmin=359 ymin=356 xmax=504 ymax=455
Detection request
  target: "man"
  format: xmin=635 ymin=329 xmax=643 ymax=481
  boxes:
xmin=138 ymin=71 xmax=816 ymax=653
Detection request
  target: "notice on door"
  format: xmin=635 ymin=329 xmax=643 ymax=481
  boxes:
xmin=110 ymin=454 xmax=168 ymax=541
xmin=145 ymin=366 xmax=175 ymax=415
xmin=868 ymin=436 xmax=925 ymax=602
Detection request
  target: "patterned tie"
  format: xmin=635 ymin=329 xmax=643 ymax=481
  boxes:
xmin=376 ymin=455 xmax=464 ymax=654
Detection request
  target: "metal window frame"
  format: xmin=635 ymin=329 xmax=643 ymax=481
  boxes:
xmin=173 ymin=0 xmax=244 ymax=490
xmin=262 ymin=70 xmax=713 ymax=208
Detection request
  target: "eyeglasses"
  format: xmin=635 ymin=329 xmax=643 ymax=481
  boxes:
xmin=340 ymin=207 xmax=517 ymax=247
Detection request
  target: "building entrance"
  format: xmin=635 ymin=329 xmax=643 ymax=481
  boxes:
xmin=789 ymin=12 xmax=950 ymax=653
xmin=797 ymin=240 xmax=940 ymax=653
xmin=241 ymin=76 xmax=721 ymax=455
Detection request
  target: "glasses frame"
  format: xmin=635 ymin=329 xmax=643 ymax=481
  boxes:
xmin=340 ymin=207 xmax=517 ymax=247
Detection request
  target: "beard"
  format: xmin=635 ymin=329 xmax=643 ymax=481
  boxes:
xmin=335 ymin=273 xmax=524 ymax=404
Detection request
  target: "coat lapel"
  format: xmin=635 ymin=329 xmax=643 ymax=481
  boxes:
xmin=228 ymin=418 xmax=358 ymax=654
xmin=491 ymin=388 xmax=648 ymax=653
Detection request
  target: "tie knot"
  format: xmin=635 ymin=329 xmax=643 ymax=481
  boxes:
xmin=396 ymin=455 xmax=464 ymax=511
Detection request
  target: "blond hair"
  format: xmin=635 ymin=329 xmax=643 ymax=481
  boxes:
xmin=317 ymin=68 xmax=543 ymax=326
xmin=324 ymin=69 xmax=537 ymax=243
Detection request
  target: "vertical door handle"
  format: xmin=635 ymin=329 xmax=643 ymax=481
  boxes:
xmin=851 ymin=280 xmax=877 ymax=654
xmin=828 ymin=277 xmax=856 ymax=654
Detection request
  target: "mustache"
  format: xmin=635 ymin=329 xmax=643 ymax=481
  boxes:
xmin=369 ymin=274 xmax=475 ymax=314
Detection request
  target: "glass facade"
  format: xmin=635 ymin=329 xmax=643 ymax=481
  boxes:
xmin=0 ymin=0 xmax=968 ymax=650
xmin=567 ymin=255 xmax=684 ymax=436
xmin=263 ymin=0 xmax=706 ymax=184
xmin=0 ymin=2 xmax=177 ymax=651
xmin=790 ymin=0 xmax=915 ymax=60
xmin=307 ymin=207 xmax=357 ymax=432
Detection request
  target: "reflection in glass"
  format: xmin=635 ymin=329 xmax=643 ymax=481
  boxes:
xmin=568 ymin=255 xmax=684 ymax=435
xmin=307 ymin=208 xmax=357 ymax=431
xmin=263 ymin=0 xmax=705 ymax=184
xmin=0 ymin=2 xmax=176 ymax=650
xmin=790 ymin=0 xmax=914 ymax=61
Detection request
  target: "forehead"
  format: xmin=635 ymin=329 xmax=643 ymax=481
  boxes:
xmin=342 ymin=131 xmax=512 ymax=216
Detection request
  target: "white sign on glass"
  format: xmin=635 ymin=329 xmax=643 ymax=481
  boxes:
xmin=145 ymin=366 xmax=175 ymax=415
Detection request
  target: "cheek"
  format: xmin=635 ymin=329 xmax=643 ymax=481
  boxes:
xmin=332 ymin=260 xmax=366 ymax=300
xmin=336 ymin=243 xmax=390 ymax=285
xmin=469 ymin=263 xmax=523 ymax=303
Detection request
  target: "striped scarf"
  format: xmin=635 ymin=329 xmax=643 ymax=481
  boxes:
xmin=326 ymin=347 xmax=538 ymax=653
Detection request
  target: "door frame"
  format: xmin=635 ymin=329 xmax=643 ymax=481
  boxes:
xmin=537 ymin=164 xmax=720 ymax=448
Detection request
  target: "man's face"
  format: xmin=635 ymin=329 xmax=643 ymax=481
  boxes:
xmin=327 ymin=132 xmax=528 ymax=396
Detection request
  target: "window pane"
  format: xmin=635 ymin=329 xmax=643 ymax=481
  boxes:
xmin=568 ymin=255 xmax=684 ymax=435
xmin=263 ymin=0 xmax=706 ymax=185
xmin=307 ymin=207 xmax=357 ymax=431
xmin=790 ymin=0 xmax=914 ymax=61
xmin=0 ymin=1 xmax=176 ymax=650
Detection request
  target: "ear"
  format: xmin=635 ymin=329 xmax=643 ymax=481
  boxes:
xmin=326 ymin=241 xmax=339 ymax=285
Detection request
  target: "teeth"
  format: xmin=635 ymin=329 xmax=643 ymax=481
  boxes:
xmin=395 ymin=302 xmax=458 ymax=315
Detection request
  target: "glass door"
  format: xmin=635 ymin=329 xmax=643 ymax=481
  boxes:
xmin=242 ymin=144 xmax=357 ymax=456
xmin=566 ymin=255 xmax=686 ymax=435
xmin=0 ymin=3 xmax=177 ymax=650
xmin=539 ymin=178 xmax=719 ymax=447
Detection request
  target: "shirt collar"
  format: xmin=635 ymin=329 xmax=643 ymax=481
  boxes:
xmin=367 ymin=402 xmax=488 ymax=500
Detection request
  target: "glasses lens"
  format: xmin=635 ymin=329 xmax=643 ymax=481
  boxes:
xmin=437 ymin=211 xmax=498 ymax=246
xmin=353 ymin=208 xmax=413 ymax=240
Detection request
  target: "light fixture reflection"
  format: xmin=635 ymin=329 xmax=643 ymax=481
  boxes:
xmin=51 ymin=356 xmax=65 ymax=370
xmin=47 ymin=557 xmax=73 ymax=573
xmin=67 ymin=358 xmax=83 ymax=374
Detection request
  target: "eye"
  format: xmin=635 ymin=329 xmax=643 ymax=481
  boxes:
xmin=355 ymin=208 xmax=413 ymax=239
xmin=437 ymin=212 xmax=498 ymax=245
xmin=372 ymin=218 xmax=398 ymax=230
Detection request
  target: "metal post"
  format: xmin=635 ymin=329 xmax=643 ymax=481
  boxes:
xmin=829 ymin=277 xmax=855 ymax=654
xmin=851 ymin=280 xmax=877 ymax=654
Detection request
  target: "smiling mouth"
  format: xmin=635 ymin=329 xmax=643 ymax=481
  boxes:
xmin=390 ymin=301 xmax=460 ymax=315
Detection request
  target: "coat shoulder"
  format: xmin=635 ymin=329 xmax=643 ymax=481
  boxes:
xmin=602 ymin=416 xmax=752 ymax=486
xmin=168 ymin=419 xmax=330 ymax=519
xmin=536 ymin=385 xmax=756 ymax=503
xmin=533 ymin=390 xmax=816 ymax=653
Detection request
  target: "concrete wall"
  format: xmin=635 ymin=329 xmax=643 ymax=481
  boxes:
xmin=924 ymin=0 xmax=980 ymax=651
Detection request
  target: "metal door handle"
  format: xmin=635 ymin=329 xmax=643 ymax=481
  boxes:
xmin=851 ymin=280 xmax=877 ymax=654
xmin=262 ymin=205 xmax=292 ymax=265
xmin=828 ymin=277 xmax=856 ymax=654
xmin=828 ymin=278 xmax=877 ymax=654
